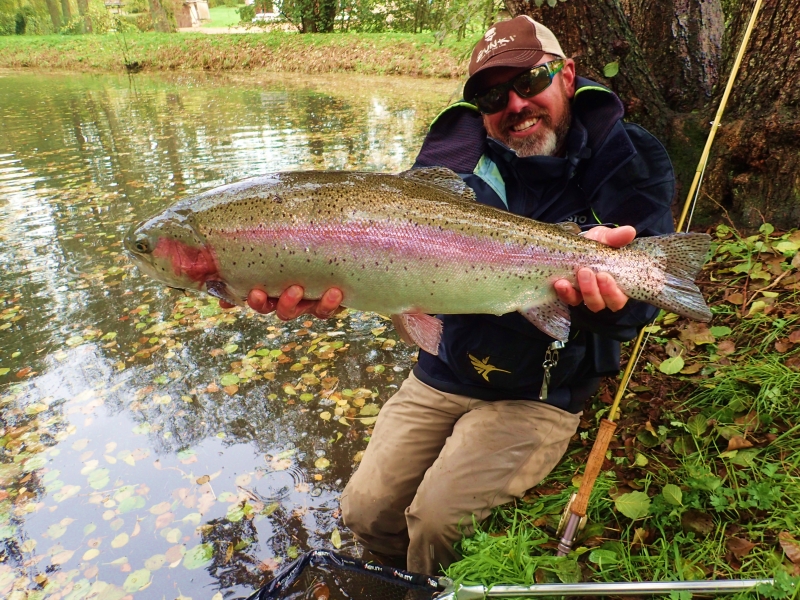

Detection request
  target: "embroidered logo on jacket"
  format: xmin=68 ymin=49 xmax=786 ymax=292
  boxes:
xmin=469 ymin=354 xmax=511 ymax=382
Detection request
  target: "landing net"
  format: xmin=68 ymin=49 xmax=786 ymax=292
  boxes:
xmin=247 ymin=550 xmax=443 ymax=600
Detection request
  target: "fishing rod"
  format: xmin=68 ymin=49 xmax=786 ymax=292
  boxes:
xmin=436 ymin=578 xmax=774 ymax=599
xmin=555 ymin=0 xmax=766 ymax=558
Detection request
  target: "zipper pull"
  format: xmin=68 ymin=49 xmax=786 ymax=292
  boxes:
xmin=539 ymin=341 xmax=565 ymax=400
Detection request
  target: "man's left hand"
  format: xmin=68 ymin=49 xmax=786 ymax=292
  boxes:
xmin=553 ymin=225 xmax=636 ymax=312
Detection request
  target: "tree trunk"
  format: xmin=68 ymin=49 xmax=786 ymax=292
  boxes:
xmin=45 ymin=0 xmax=62 ymax=31
xmin=148 ymin=0 xmax=173 ymax=32
xmin=76 ymin=0 xmax=92 ymax=33
xmin=701 ymin=0 xmax=799 ymax=230
xmin=60 ymin=0 xmax=72 ymax=25
xmin=505 ymin=0 xmax=673 ymax=140
xmin=620 ymin=0 xmax=724 ymax=112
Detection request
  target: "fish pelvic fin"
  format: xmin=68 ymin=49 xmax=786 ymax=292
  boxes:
xmin=629 ymin=232 xmax=713 ymax=322
xmin=391 ymin=313 xmax=443 ymax=356
xmin=519 ymin=295 xmax=571 ymax=342
xmin=206 ymin=280 xmax=243 ymax=306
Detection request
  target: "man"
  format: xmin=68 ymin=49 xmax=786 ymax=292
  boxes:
xmin=232 ymin=16 xmax=674 ymax=576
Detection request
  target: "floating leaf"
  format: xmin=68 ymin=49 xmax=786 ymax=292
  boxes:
xmin=183 ymin=543 xmax=214 ymax=569
xmin=220 ymin=373 xmax=240 ymax=387
xmin=359 ymin=404 xmax=380 ymax=417
xmin=224 ymin=344 xmax=239 ymax=354
xmin=315 ymin=457 xmax=331 ymax=470
xmin=51 ymin=549 xmax=75 ymax=565
xmin=111 ymin=533 xmax=129 ymax=549
xmin=145 ymin=554 xmax=167 ymax=571
xmin=118 ymin=495 xmax=145 ymax=514
xmin=123 ymin=568 xmax=151 ymax=593
xmin=331 ymin=528 xmax=342 ymax=549
xmin=83 ymin=548 xmax=100 ymax=561
xmin=614 ymin=491 xmax=651 ymax=519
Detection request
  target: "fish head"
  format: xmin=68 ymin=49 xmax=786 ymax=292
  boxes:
xmin=124 ymin=209 xmax=227 ymax=299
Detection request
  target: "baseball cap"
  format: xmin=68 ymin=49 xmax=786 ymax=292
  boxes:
xmin=464 ymin=16 xmax=566 ymax=102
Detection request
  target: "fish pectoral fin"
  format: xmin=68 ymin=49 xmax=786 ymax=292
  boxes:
xmin=519 ymin=296 xmax=571 ymax=342
xmin=391 ymin=314 xmax=443 ymax=356
xmin=554 ymin=221 xmax=582 ymax=235
xmin=205 ymin=280 xmax=242 ymax=306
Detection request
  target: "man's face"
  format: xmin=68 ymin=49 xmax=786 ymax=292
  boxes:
xmin=481 ymin=58 xmax=576 ymax=158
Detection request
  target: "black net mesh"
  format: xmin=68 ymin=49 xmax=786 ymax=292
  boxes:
xmin=248 ymin=550 xmax=442 ymax=600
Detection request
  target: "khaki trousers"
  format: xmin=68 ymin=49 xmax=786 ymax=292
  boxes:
xmin=340 ymin=372 xmax=580 ymax=575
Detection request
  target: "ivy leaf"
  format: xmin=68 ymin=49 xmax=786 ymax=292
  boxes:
xmin=662 ymin=484 xmax=683 ymax=506
xmin=603 ymin=61 xmax=620 ymax=77
xmin=614 ymin=491 xmax=651 ymax=519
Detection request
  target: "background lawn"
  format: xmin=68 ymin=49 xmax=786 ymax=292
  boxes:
xmin=203 ymin=5 xmax=247 ymax=28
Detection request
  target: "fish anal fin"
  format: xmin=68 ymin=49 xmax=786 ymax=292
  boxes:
xmin=519 ymin=297 xmax=571 ymax=342
xmin=391 ymin=314 xmax=443 ymax=355
xmin=399 ymin=167 xmax=477 ymax=203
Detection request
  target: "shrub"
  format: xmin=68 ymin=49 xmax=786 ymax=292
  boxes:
xmin=236 ymin=4 xmax=255 ymax=22
xmin=0 ymin=12 xmax=15 ymax=35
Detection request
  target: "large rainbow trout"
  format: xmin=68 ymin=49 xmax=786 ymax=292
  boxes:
xmin=124 ymin=168 xmax=712 ymax=354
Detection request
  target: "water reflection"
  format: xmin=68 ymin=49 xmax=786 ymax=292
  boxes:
xmin=0 ymin=70 xmax=453 ymax=599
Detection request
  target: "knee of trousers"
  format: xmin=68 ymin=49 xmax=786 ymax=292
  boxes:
xmin=405 ymin=501 xmax=466 ymax=551
xmin=341 ymin=487 xmax=399 ymax=540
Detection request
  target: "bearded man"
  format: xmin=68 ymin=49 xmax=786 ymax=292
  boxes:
xmin=235 ymin=16 xmax=676 ymax=576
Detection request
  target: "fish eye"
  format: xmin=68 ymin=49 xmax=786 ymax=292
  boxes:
xmin=134 ymin=237 xmax=152 ymax=254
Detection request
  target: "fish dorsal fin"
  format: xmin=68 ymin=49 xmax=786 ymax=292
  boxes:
xmin=555 ymin=221 xmax=582 ymax=235
xmin=400 ymin=167 xmax=477 ymax=202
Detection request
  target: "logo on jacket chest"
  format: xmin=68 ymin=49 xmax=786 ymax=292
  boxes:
xmin=469 ymin=354 xmax=511 ymax=382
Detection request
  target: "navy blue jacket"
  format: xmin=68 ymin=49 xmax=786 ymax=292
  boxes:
xmin=411 ymin=78 xmax=675 ymax=413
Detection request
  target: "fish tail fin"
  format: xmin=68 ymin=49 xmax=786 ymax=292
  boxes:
xmin=629 ymin=232 xmax=712 ymax=322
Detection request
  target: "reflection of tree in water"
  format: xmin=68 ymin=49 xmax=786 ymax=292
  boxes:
xmin=0 ymin=385 xmax=64 ymax=589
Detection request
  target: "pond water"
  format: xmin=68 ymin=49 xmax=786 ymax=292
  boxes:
xmin=0 ymin=70 xmax=457 ymax=600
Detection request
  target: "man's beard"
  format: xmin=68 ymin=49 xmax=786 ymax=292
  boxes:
xmin=485 ymin=97 xmax=571 ymax=158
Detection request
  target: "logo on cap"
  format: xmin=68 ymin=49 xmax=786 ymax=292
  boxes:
xmin=484 ymin=27 xmax=496 ymax=42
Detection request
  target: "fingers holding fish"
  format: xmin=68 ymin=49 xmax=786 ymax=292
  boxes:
xmin=582 ymin=225 xmax=636 ymax=248
xmin=555 ymin=269 xmax=629 ymax=312
xmin=272 ymin=286 xmax=344 ymax=321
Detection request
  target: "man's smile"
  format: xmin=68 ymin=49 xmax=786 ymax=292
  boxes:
xmin=510 ymin=116 xmax=540 ymax=133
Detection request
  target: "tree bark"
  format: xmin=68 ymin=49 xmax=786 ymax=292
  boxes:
xmin=701 ymin=0 xmax=800 ymax=230
xmin=620 ymin=0 xmax=724 ymax=112
xmin=60 ymin=0 xmax=72 ymax=25
xmin=148 ymin=0 xmax=173 ymax=32
xmin=44 ymin=0 xmax=62 ymax=31
xmin=505 ymin=0 xmax=673 ymax=140
xmin=76 ymin=0 xmax=92 ymax=33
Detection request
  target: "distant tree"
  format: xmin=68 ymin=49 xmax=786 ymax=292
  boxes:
xmin=44 ymin=0 xmax=62 ymax=30
xmin=148 ymin=0 xmax=173 ymax=31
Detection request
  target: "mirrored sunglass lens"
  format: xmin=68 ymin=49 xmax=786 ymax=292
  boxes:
xmin=514 ymin=67 xmax=550 ymax=98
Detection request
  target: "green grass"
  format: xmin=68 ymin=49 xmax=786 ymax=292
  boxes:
xmin=446 ymin=225 xmax=800 ymax=599
xmin=203 ymin=5 xmax=246 ymax=28
xmin=0 ymin=30 xmax=474 ymax=75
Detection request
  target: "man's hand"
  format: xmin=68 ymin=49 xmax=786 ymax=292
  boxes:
xmin=219 ymin=286 xmax=344 ymax=321
xmin=554 ymin=225 xmax=636 ymax=312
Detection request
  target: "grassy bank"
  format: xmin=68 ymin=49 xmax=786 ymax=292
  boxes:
xmin=447 ymin=225 xmax=800 ymax=597
xmin=0 ymin=31 xmax=473 ymax=76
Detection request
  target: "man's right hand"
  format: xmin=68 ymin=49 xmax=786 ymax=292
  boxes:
xmin=219 ymin=286 xmax=344 ymax=321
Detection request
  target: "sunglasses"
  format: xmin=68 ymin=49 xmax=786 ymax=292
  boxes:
xmin=472 ymin=59 xmax=566 ymax=114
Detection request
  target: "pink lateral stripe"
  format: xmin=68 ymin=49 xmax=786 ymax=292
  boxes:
xmin=215 ymin=223 xmax=576 ymax=268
